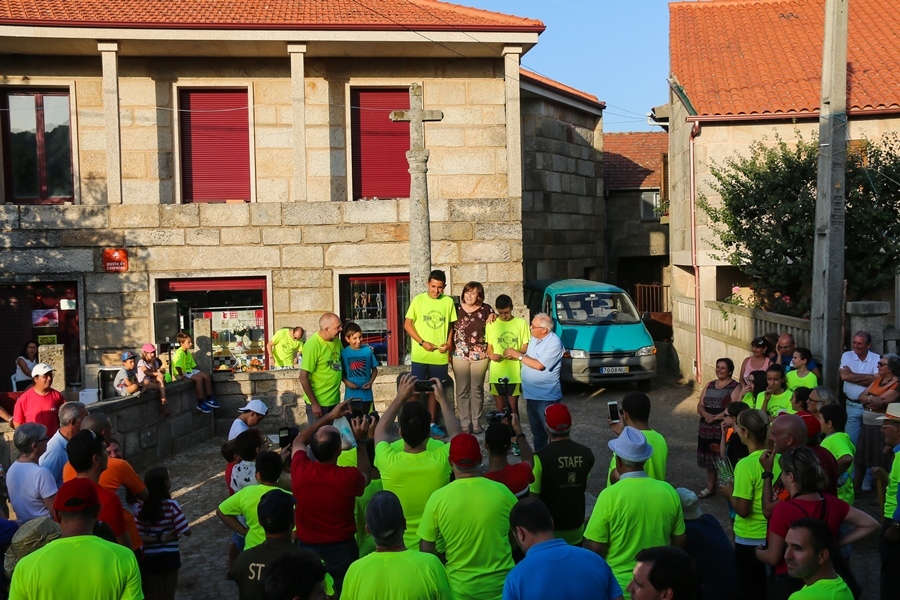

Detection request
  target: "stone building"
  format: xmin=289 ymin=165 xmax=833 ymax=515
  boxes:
xmin=667 ymin=0 xmax=900 ymax=381
xmin=0 ymin=1 xmax=606 ymax=391
xmin=603 ymin=131 xmax=668 ymax=295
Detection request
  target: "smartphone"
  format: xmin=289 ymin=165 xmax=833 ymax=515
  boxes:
xmin=278 ymin=427 xmax=290 ymax=448
xmin=608 ymin=401 xmax=620 ymax=423
xmin=414 ymin=380 xmax=434 ymax=392
xmin=349 ymin=398 xmax=363 ymax=414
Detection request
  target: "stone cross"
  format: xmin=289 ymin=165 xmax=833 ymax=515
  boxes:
xmin=390 ymin=83 xmax=443 ymax=293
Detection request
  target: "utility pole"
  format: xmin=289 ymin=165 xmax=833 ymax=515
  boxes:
xmin=810 ymin=0 xmax=848 ymax=391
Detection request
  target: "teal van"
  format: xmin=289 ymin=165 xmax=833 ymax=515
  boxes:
xmin=524 ymin=279 xmax=657 ymax=390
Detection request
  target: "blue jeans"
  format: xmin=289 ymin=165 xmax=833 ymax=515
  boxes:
xmin=527 ymin=399 xmax=558 ymax=452
xmin=296 ymin=538 xmax=358 ymax=598
xmin=846 ymin=400 xmax=863 ymax=447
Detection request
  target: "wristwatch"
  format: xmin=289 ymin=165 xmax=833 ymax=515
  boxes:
xmin=761 ymin=471 xmax=774 ymax=480
xmin=418 ymin=340 xmax=425 ymax=346
xmin=517 ymin=355 xmax=523 ymax=361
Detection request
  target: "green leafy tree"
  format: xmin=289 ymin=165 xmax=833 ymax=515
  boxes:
xmin=700 ymin=131 xmax=900 ymax=317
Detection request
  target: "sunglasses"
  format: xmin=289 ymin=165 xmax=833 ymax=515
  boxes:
xmin=878 ymin=362 xmax=888 ymax=367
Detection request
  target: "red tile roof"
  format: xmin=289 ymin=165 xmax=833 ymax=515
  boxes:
xmin=670 ymin=0 xmax=900 ymax=117
xmin=604 ymin=132 xmax=668 ymax=190
xmin=0 ymin=0 xmax=545 ymax=31
xmin=519 ymin=68 xmax=605 ymax=109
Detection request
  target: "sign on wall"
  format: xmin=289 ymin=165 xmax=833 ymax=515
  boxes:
xmin=102 ymin=248 xmax=129 ymax=272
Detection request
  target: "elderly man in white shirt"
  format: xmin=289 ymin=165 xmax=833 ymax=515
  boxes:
xmin=839 ymin=330 xmax=880 ymax=447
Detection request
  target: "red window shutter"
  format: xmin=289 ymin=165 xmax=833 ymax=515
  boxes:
xmin=351 ymin=89 xmax=410 ymax=199
xmin=180 ymin=89 xmax=250 ymax=203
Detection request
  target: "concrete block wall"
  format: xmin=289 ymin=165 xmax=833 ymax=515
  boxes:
xmin=521 ymin=97 xmax=604 ymax=281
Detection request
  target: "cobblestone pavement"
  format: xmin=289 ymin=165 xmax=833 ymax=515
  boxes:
xmin=158 ymin=375 xmax=883 ymax=599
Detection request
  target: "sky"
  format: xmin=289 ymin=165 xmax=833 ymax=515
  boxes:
xmin=472 ymin=0 xmax=672 ymax=132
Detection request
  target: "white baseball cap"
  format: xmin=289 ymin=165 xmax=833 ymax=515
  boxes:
xmin=238 ymin=399 xmax=269 ymax=416
xmin=31 ymin=364 xmax=54 ymax=377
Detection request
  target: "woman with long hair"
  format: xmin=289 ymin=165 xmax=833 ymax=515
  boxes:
xmin=755 ymin=446 xmax=877 ymax=599
xmin=451 ymin=281 xmax=494 ymax=435
xmin=718 ymin=409 xmax=771 ymax=600
xmin=13 ymin=340 xmax=39 ymax=390
xmin=136 ymin=467 xmax=191 ymax=600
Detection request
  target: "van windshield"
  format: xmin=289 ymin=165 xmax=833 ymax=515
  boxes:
xmin=554 ymin=292 xmax=641 ymax=325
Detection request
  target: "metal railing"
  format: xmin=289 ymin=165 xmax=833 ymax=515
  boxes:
xmin=635 ymin=283 xmax=672 ymax=313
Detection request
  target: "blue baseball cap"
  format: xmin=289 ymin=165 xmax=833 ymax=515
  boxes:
xmin=122 ymin=351 xmax=137 ymax=361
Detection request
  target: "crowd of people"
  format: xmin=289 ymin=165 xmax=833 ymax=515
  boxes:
xmin=3 ymin=275 xmax=899 ymax=600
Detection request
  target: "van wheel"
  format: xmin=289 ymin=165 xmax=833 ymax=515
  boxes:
xmin=637 ymin=379 xmax=652 ymax=392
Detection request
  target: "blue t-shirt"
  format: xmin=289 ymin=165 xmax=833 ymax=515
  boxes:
xmin=341 ymin=345 xmax=379 ymax=402
xmin=503 ymin=538 xmax=622 ymax=600
xmin=521 ymin=333 xmax=564 ymax=401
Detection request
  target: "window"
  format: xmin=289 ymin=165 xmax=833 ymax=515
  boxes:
xmin=1 ymin=90 xmax=73 ymax=204
xmin=179 ymin=89 xmax=251 ymax=203
xmin=641 ymin=191 xmax=661 ymax=221
xmin=350 ymin=89 xmax=410 ymax=200
xmin=157 ymin=277 xmax=267 ymax=369
xmin=339 ymin=274 xmax=410 ymax=365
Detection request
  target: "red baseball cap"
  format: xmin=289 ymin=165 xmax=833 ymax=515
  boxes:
xmin=53 ymin=478 xmax=100 ymax=513
xmin=449 ymin=433 xmax=482 ymax=467
xmin=544 ymin=403 xmax=572 ymax=433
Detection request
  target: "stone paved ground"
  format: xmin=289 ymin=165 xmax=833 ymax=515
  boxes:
xmin=156 ymin=375 xmax=883 ymax=599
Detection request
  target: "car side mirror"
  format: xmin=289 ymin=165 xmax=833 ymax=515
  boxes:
xmin=641 ymin=311 xmax=651 ymax=322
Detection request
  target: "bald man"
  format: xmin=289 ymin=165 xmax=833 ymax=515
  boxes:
xmin=291 ymin=401 xmax=368 ymax=596
xmin=760 ymin=413 xmax=838 ymax=518
xmin=299 ymin=313 xmax=344 ymax=421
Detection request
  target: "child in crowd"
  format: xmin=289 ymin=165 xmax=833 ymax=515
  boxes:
xmin=172 ymin=332 xmax=218 ymax=414
xmin=819 ymin=404 xmax=856 ymax=505
xmin=137 ymin=343 xmax=170 ymax=415
xmin=113 ymin=351 xmax=141 ymax=397
xmin=786 ymin=347 xmax=818 ymax=390
xmin=341 ymin=322 xmax=378 ymax=413
xmin=754 ymin=364 xmax=793 ymax=419
xmin=135 ymin=467 xmax=191 ymax=600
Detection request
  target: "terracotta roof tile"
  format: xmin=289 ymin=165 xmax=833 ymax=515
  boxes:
xmin=603 ymin=132 xmax=668 ymax=190
xmin=519 ymin=68 xmax=604 ymax=108
xmin=0 ymin=0 xmax=544 ymax=31
xmin=670 ymin=0 xmax=900 ymax=117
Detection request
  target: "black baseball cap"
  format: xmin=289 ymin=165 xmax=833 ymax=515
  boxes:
xmin=257 ymin=490 xmax=295 ymax=533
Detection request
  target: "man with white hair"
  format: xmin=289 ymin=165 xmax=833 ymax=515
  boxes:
xmin=502 ymin=313 xmax=563 ymax=452
xmin=39 ymin=402 xmax=88 ymax=487
xmin=584 ymin=427 xmax=686 ymax=596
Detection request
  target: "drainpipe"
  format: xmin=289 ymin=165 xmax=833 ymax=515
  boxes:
xmin=689 ymin=121 xmax=702 ymax=382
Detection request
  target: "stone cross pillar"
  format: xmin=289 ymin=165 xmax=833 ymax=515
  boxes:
xmin=390 ymin=84 xmax=443 ymax=293
xmin=98 ymin=41 xmax=122 ymax=205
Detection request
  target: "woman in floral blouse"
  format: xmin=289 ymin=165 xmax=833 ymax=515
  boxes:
xmin=452 ymin=281 xmax=494 ymax=434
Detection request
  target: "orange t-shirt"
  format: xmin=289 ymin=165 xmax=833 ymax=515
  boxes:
xmin=63 ymin=458 xmax=147 ymax=549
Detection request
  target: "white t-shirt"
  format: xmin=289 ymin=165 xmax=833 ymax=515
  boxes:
xmin=7 ymin=461 xmax=58 ymax=523
xmin=840 ymin=350 xmax=880 ymax=401
xmin=228 ymin=418 xmax=249 ymax=441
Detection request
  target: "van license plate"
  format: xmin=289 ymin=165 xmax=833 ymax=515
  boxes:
xmin=601 ymin=367 xmax=629 ymax=374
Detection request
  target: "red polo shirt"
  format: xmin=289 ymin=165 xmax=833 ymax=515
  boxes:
xmin=13 ymin=387 xmax=64 ymax=433
xmin=291 ymin=448 xmax=365 ymax=544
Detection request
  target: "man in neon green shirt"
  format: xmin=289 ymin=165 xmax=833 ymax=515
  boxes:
xmin=300 ymin=313 xmax=343 ymax=422
xmin=607 ymin=391 xmax=668 ymax=485
xmin=375 ymin=374 xmax=460 ymax=548
xmin=403 ymin=269 xmax=457 ymax=438
xmin=485 ymin=294 xmax=530 ymax=420
xmin=418 ymin=433 xmax=517 ymax=600
xmin=267 ymin=326 xmax=304 ymax=368
xmin=784 ymin=519 xmax=854 ymax=600
xmin=818 ymin=404 xmax=855 ymax=505
xmin=585 ymin=427 xmax=685 ymax=599
xmin=216 ymin=451 xmax=292 ymax=550
xmin=344 ymin=490 xmax=452 ymax=600
xmin=9 ymin=478 xmax=143 ymax=600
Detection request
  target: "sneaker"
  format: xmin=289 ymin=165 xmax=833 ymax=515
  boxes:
xmin=862 ymin=471 xmax=873 ymax=492
xmin=205 ymin=398 xmax=221 ymax=409
xmin=512 ymin=441 xmax=520 ymax=457
xmin=196 ymin=402 xmax=212 ymax=414
xmin=430 ymin=424 xmax=447 ymax=439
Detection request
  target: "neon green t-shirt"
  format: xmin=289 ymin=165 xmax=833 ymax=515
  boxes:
xmin=405 ymin=293 xmax=457 ymax=365
xmin=271 ymin=328 xmax=303 ymax=367
xmin=9 ymin=535 xmax=143 ymax=600
xmin=417 ymin=477 xmax=516 ymax=600
xmin=484 ymin=316 xmax=531 ymax=384
xmin=754 ymin=390 xmax=795 ymax=418
xmin=218 ymin=484 xmax=290 ymax=550
xmin=375 ymin=440 xmax=451 ymax=549
xmin=820 ymin=432 xmax=855 ymax=505
xmin=339 ymin=438 xmax=444 ymax=468
xmin=300 ymin=333 xmax=343 ymax=407
xmin=355 ymin=478 xmax=383 ymax=557
xmin=732 ymin=449 xmax=781 ymax=540
xmin=607 ymin=428 xmax=668 ymax=485
xmin=786 ymin=370 xmax=818 ymax=391
xmin=884 ymin=446 xmax=900 ymax=520
xmin=172 ymin=347 xmax=197 ymax=375
xmin=742 ymin=392 xmax=755 ymax=406
xmin=343 ymin=548 xmax=453 ymax=600
xmin=788 ymin=576 xmax=854 ymax=600
xmin=584 ymin=475 xmax=685 ymax=597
